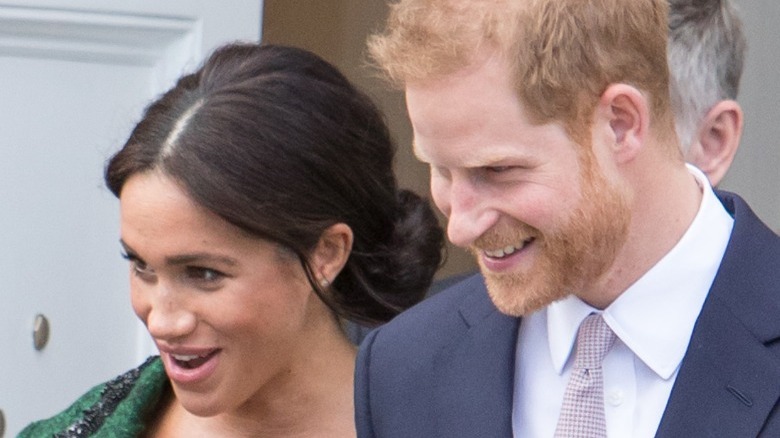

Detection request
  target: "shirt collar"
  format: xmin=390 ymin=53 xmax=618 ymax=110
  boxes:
xmin=547 ymin=165 xmax=734 ymax=379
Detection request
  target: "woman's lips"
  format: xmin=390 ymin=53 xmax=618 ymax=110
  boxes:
xmin=161 ymin=348 xmax=221 ymax=385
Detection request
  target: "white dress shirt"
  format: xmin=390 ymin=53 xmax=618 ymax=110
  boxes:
xmin=512 ymin=166 xmax=734 ymax=437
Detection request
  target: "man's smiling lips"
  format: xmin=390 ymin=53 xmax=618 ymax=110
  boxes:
xmin=482 ymin=238 xmax=535 ymax=259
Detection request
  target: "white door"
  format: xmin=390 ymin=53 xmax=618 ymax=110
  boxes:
xmin=0 ymin=1 xmax=261 ymax=435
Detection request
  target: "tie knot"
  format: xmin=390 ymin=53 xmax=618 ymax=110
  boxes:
xmin=573 ymin=313 xmax=616 ymax=370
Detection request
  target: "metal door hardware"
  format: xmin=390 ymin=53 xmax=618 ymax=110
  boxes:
xmin=33 ymin=314 xmax=50 ymax=351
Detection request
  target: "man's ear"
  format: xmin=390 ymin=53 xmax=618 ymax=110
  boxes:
xmin=595 ymin=84 xmax=649 ymax=164
xmin=310 ymin=223 xmax=353 ymax=288
xmin=684 ymin=100 xmax=743 ymax=186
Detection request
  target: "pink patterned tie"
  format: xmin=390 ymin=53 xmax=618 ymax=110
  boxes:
xmin=554 ymin=313 xmax=616 ymax=438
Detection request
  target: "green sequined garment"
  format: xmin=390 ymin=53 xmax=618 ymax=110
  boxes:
xmin=18 ymin=356 xmax=168 ymax=438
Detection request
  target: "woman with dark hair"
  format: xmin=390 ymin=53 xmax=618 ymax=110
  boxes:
xmin=20 ymin=43 xmax=443 ymax=437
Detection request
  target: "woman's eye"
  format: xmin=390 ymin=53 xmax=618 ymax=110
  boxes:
xmin=121 ymin=252 xmax=155 ymax=279
xmin=186 ymin=267 xmax=225 ymax=283
xmin=132 ymin=261 xmax=150 ymax=275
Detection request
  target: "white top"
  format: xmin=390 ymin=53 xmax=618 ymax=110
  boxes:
xmin=512 ymin=166 xmax=734 ymax=437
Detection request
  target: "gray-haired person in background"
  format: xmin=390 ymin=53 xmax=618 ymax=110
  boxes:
xmin=670 ymin=0 xmax=746 ymax=186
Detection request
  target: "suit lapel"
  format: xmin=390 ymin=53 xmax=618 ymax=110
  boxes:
xmin=433 ymin=286 xmax=520 ymax=437
xmin=655 ymin=298 xmax=780 ymax=437
xmin=656 ymin=192 xmax=780 ymax=437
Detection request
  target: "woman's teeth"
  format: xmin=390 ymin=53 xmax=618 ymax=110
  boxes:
xmin=171 ymin=352 xmax=213 ymax=369
xmin=172 ymin=353 xmax=201 ymax=362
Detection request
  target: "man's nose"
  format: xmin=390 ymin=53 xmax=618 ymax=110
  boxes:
xmin=439 ymin=176 xmax=499 ymax=247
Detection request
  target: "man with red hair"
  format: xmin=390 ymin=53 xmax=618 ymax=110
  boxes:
xmin=356 ymin=0 xmax=780 ymax=436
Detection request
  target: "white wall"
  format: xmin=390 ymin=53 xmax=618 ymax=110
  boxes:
xmin=720 ymin=1 xmax=780 ymax=232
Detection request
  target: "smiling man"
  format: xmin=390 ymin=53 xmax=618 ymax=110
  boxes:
xmin=355 ymin=0 xmax=780 ymax=437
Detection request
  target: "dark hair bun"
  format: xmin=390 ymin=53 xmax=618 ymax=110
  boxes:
xmin=385 ymin=190 xmax=445 ymax=305
xmin=337 ymin=189 xmax=444 ymax=326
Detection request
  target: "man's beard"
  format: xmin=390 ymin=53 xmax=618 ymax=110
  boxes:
xmin=471 ymin=161 xmax=631 ymax=316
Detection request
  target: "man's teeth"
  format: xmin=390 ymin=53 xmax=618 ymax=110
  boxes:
xmin=485 ymin=244 xmax=522 ymax=258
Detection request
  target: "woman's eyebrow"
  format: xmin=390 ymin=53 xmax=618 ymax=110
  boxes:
xmin=119 ymin=239 xmax=237 ymax=266
xmin=164 ymin=253 xmax=238 ymax=267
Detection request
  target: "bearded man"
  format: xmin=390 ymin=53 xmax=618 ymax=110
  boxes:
xmin=355 ymin=0 xmax=780 ymax=437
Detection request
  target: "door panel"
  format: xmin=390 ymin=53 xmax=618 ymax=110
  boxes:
xmin=0 ymin=2 xmax=260 ymax=435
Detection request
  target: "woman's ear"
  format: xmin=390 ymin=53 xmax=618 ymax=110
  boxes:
xmin=596 ymin=83 xmax=649 ymax=164
xmin=310 ymin=223 xmax=353 ymax=287
xmin=684 ymin=100 xmax=743 ymax=186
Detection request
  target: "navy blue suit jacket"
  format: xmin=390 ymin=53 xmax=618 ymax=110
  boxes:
xmin=355 ymin=191 xmax=780 ymax=437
